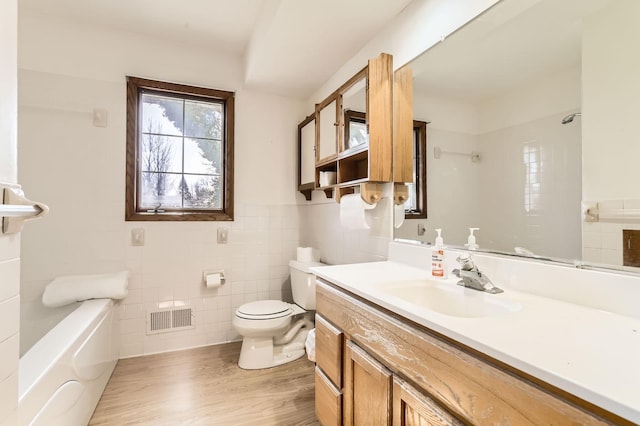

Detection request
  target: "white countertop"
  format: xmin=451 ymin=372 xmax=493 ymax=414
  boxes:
xmin=312 ymin=260 xmax=640 ymax=424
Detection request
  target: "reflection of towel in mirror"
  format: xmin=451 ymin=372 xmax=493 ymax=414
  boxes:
xmin=42 ymin=271 xmax=129 ymax=308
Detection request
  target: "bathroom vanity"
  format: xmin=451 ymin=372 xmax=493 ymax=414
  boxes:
xmin=312 ymin=242 xmax=640 ymax=425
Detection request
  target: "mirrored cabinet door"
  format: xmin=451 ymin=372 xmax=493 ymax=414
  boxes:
xmin=341 ymin=72 xmax=368 ymax=153
xmin=297 ymin=114 xmax=316 ymax=200
xmin=300 ymin=118 xmax=315 ymax=185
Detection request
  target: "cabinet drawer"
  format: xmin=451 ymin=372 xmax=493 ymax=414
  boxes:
xmin=315 ymin=367 xmax=342 ymax=426
xmin=315 ymin=314 xmax=343 ymax=388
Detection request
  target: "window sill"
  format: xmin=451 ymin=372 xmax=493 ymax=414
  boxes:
xmin=125 ymin=211 xmax=233 ymax=222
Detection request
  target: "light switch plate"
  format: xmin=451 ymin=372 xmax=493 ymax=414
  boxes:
xmin=217 ymin=227 xmax=228 ymax=244
xmin=132 ymin=228 xmax=145 ymax=246
xmin=93 ymin=108 xmax=108 ymax=127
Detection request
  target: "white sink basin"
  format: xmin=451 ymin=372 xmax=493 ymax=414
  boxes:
xmin=376 ymin=280 xmax=522 ymax=318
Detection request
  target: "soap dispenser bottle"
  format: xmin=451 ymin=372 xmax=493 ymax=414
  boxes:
xmin=431 ymin=229 xmax=446 ymax=278
xmin=465 ymin=227 xmax=480 ymax=250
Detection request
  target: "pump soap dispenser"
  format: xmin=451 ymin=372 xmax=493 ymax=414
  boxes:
xmin=431 ymin=229 xmax=446 ymax=278
xmin=465 ymin=228 xmax=479 ymax=250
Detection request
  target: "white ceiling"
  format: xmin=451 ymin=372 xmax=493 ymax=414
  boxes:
xmin=19 ymin=0 xmax=413 ymax=99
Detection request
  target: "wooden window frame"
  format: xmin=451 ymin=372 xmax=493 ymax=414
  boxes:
xmin=125 ymin=76 xmax=234 ymax=221
xmin=405 ymin=120 xmax=427 ymax=219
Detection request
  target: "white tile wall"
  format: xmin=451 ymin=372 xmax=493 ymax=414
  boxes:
xmin=298 ymin=189 xmax=392 ymax=265
xmin=476 ymin=112 xmax=582 ymax=259
xmin=581 ymin=200 xmax=640 ymax=267
xmin=0 ymin=246 xmax=19 ymax=425
xmin=1 ymin=0 xmax=19 ymax=422
xmin=396 ymin=111 xmax=582 ymax=259
xmin=115 ymin=203 xmax=301 ymax=357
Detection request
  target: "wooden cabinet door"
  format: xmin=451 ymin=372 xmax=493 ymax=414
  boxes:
xmin=393 ymin=376 xmax=464 ymax=426
xmin=344 ymin=340 xmax=392 ymax=426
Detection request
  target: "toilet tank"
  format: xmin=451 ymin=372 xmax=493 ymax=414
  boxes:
xmin=289 ymin=260 xmax=324 ymax=309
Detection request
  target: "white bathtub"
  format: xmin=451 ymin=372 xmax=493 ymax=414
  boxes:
xmin=19 ymin=299 xmax=119 ymax=425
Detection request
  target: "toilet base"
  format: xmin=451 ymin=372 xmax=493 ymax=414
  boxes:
xmin=238 ymin=324 xmax=310 ymax=370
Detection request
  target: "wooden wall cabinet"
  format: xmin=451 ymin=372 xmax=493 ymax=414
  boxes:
xmin=298 ymin=52 xmax=416 ymax=204
xmin=393 ymin=64 xmax=415 ymax=206
xmin=296 ymin=53 xmax=393 ymax=203
xmin=314 ymin=279 xmax=626 ymax=426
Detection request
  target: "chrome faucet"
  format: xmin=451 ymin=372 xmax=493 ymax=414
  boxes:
xmin=451 ymin=254 xmax=503 ymax=294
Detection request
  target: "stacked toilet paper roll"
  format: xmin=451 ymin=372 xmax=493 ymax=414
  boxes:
xmin=297 ymin=247 xmax=314 ymax=262
xmin=297 ymin=247 xmax=320 ymax=263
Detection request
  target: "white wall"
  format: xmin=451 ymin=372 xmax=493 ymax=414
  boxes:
xmin=580 ymin=0 xmax=640 ymax=266
xmin=0 ymin=0 xmax=20 ymax=424
xmin=18 ymin=11 xmax=305 ymax=357
xmin=477 ymin=111 xmax=582 ymax=258
xmin=300 ymin=0 xmax=499 ymax=264
xmin=582 ymin=0 xmax=640 ymax=202
xmin=394 ymin=92 xmax=481 ymax=245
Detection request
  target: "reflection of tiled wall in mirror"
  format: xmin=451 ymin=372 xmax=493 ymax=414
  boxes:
xmin=583 ymin=200 xmax=640 ymax=267
xmin=623 ymin=230 xmax=640 ymax=267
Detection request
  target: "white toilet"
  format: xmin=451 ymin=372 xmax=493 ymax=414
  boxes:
xmin=232 ymin=260 xmax=323 ymax=369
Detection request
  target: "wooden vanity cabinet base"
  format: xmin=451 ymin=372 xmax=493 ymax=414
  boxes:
xmin=316 ymin=279 xmax=628 ymax=426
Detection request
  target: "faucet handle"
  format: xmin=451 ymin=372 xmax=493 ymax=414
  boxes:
xmin=456 ymin=254 xmax=475 ymax=271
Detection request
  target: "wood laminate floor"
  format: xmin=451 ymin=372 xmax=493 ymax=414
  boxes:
xmin=89 ymin=342 xmax=320 ymax=426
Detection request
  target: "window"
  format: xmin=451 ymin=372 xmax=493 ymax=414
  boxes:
xmin=523 ymin=142 xmax=542 ymax=214
xmin=405 ymin=120 xmax=427 ymax=219
xmin=344 ymin=110 xmax=368 ymax=150
xmin=125 ymin=77 xmax=234 ymax=221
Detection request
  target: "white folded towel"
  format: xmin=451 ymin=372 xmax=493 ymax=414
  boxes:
xmin=42 ymin=271 xmax=129 ymax=308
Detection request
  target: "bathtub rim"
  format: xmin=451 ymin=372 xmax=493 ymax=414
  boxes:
xmin=18 ymin=298 xmax=115 ymax=401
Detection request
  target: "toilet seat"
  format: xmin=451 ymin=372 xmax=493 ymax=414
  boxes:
xmin=236 ymin=300 xmax=293 ymax=320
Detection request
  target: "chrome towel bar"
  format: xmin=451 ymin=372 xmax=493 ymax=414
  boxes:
xmin=1 ymin=187 xmax=49 ymax=234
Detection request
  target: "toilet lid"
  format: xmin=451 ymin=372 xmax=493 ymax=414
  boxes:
xmin=236 ymin=300 xmax=293 ymax=320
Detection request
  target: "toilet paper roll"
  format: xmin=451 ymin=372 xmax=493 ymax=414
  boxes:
xmin=297 ymin=247 xmax=313 ymax=262
xmin=339 ymin=193 xmax=376 ymax=230
xmin=205 ymin=273 xmax=222 ymax=289
xmin=394 ymin=203 xmax=406 ymax=229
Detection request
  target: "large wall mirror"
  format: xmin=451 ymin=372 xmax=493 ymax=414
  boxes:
xmin=394 ymin=0 xmax=640 ymax=271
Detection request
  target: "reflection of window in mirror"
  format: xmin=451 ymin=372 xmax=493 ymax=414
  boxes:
xmin=344 ymin=110 xmax=369 ymax=150
xmin=405 ymin=120 xmax=427 ymax=219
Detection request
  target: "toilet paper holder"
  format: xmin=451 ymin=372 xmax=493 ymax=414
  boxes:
xmin=203 ymin=270 xmax=226 ymax=287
